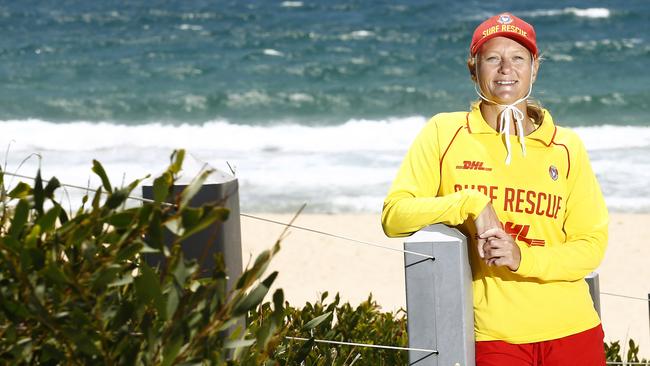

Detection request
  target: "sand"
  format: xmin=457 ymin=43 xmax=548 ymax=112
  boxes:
xmin=241 ymin=212 xmax=650 ymax=358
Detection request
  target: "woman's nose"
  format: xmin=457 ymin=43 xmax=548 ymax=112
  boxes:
xmin=499 ymin=59 xmax=512 ymax=73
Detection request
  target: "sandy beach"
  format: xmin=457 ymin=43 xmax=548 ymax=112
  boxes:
xmin=241 ymin=212 xmax=650 ymax=358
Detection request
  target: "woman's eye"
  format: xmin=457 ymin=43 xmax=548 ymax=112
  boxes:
xmin=512 ymin=56 xmax=526 ymax=64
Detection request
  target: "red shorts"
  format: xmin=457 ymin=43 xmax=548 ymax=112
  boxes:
xmin=475 ymin=324 xmax=605 ymax=366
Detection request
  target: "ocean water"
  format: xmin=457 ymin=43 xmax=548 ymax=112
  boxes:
xmin=0 ymin=0 xmax=649 ymax=213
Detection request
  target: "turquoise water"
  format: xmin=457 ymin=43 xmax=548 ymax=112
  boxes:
xmin=1 ymin=1 xmax=649 ymax=212
xmin=1 ymin=0 xmax=648 ymax=125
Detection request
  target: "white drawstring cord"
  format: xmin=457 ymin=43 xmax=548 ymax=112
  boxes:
xmin=497 ymin=104 xmax=526 ymax=165
xmin=473 ymin=57 xmax=534 ymax=164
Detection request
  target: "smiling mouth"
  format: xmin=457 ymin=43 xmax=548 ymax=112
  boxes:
xmin=495 ymin=80 xmax=517 ymax=85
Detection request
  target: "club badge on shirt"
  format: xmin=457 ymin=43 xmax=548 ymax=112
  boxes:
xmin=549 ymin=165 xmax=559 ymax=181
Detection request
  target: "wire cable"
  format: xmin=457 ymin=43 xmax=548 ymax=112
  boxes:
xmin=601 ymin=292 xmax=650 ymax=302
xmin=1 ymin=171 xmax=158 ymax=205
xmin=285 ymin=336 xmax=438 ymax=354
xmin=240 ymin=213 xmax=434 ymax=260
xmin=1 ymin=171 xmax=434 ymax=260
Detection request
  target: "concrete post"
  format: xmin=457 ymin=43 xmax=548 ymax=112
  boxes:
xmin=404 ymin=224 xmax=474 ymax=366
xmin=142 ymin=169 xmax=242 ymax=291
xmin=585 ymin=272 xmax=601 ymax=317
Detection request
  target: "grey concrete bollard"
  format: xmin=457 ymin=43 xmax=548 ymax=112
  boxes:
xmin=404 ymin=224 xmax=475 ymax=366
xmin=142 ymin=169 xmax=243 ymax=292
xmin=585 ymin=272 xmax=601 ymax=318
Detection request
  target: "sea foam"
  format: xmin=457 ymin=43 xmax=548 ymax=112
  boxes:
xmin=0 ymin=118 xmax=648 ymax=213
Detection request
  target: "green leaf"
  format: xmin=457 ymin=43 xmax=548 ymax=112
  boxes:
xmin=0 ymin=236 xmax=20 ymax=255
xmin=181 ymin=207 xmax=202 ymax=229
xmin=42 ymin=264 xmax=70 ymax=287
xmin=91 ymin=187 xmax=102 ymax=210
xmin=25 ymin=224 xmax=41 ymax=248
xmin=44 ymin=176 xmax=61 ymax=198
xmin=161 ymin=333 xmax=183 ymax=366
xmin=92 ymin=159 xmax=112 ymax=192
xmin=2 ymin=299 xmax=30 ymax=319
xmin=178 ymin=207 xmax=229 ymax=242
xmin=232 ymin=272 xmax=278 ymax=316
xmin=105 ymin=188 xmax=129 ymax=210
xmin=255 ymin=319 xmax=277 ymax=352
xmin=55 ymin=203 xmax=69 ymax=224
xmin=170 ymin=149 xmax=185 ymax=175
xmin=116 ymin=242 xmax=143 ymax=262
xmin=294 ymin=337 xmax=315 ymax=363
xmin=9 ymin=199 xmax=30 ymax=238
xmin=8 ymin=182 xmax=32 ymax=199
xmin=111 ymin=301 xmax=136 ymax=331
xmin=164 ymin=217 xmax=184 ymax=236
xmin=165 ymin=286 xmax=180 ymax=319
xmin=91 ymin=265 xmax=122 ymax=292
xmin=146 ymin=209 xmax=164 ymax=251
xmin=272 ymin=289 xmax=285 ymax=318
xmin=134 ymin=263 xmax=166 ymax=319
xmin=179 ymin=168 xmax=213 ymax=209
xmin=108 ymin=273 xmax=134 ymax=288
xmin=34 ymin=170 xmax=44 ymax=215
xmin=35 ymin=205 xmax=61 ymax=233
xmin=235 ymin=248 xmax=274 ymax=290
xmin=303 ymin=311 xmax=333 ymax=330
xmin=153 ymin=172 xmax=172 ymax=204
xmin=224 ymin=339 xmax=256 ymax=349
xmin=171 ymin=253 xmax=192 ymax=285
xmin=108 ymin=211 xmax=136 ymax=228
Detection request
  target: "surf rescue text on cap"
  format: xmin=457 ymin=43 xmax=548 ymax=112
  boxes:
xmin=470 ymin=12 xmax=538 ymax=57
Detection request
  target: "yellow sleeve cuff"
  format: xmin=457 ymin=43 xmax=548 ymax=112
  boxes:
xmin=463 ymin=190 xmax=492 ymax=220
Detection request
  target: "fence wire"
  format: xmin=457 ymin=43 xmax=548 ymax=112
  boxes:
xmin=285 ymin=336 xmax=438 ymax=354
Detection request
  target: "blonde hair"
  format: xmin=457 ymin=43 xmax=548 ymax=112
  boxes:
xmin=467 ymin=55 xmax=545 ymax=126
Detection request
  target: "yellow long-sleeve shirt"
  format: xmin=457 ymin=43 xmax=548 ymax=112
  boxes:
xmin=382 ymin=103 xmax=608 ymax=343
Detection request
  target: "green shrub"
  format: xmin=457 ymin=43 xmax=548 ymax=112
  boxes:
xmin=249 ymin=292 xmax=408 ymax=365
xmin=606 ymin=339 xmax=649 ymax=365
xmin=0 ymin=150 xmax=288 ymax=365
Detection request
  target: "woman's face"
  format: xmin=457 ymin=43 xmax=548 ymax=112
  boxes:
xmin=476 ymin=37 xmax=538 ymax=105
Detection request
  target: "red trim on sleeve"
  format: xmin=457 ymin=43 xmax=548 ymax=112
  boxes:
xmin=439 ymin=125 xmax=464 ymax=178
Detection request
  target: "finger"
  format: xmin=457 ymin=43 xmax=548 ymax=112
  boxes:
xmin=479 ymin=228 xmax=506 ymax=239
xmin=492 ymin=257 xmax=516 ymax=270
xmin=483 ymin=245 xmax=504 ymax=261
xmin=482 ymin=242 xmax=495 ymax=259
xmin=477 ymin=238 xmax=485 ymax=258
xmin=484 ymin=238 xmax=505 ymax=251
xmin=487 ymin=248 xmax=510 ymax=259
xmin=491 ymin=257 xmax=505 ymax=267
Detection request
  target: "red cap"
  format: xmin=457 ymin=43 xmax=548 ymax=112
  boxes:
xmin=470 ymin=13 xmax=537 ymax=57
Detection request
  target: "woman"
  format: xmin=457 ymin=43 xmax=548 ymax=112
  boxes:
xmin=382 ymin=13 xmax=608 ymax=366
